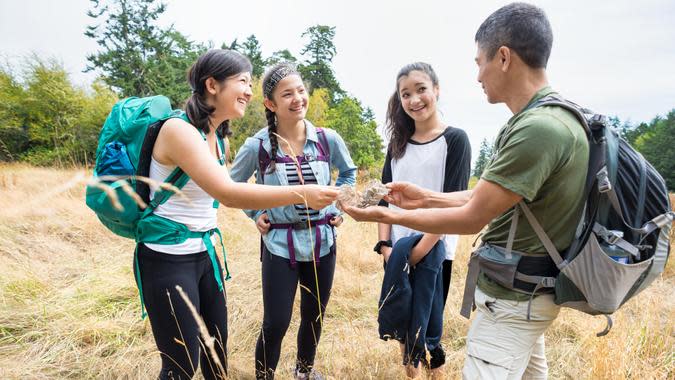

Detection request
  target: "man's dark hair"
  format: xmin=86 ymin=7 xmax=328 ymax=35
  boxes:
xmin=475 ymin=2 xmax=553 ymax=69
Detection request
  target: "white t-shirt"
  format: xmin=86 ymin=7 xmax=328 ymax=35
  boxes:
xmin=383 ymin=127 xmax=471 ymax=260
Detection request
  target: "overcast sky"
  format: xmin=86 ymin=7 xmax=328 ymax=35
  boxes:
xmin=2 ymin=0 xmax=674 ymax=153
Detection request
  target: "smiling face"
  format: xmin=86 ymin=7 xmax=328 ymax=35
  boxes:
xmin=475 ymin=44 xmax=507 ymax=104
xmin=207 ymin=71 xmax=253 ymax=121
xmin=397 ymin=70 xmax=439 ymax=123
xmin=264 ymin=74 xmax=308 ymax=123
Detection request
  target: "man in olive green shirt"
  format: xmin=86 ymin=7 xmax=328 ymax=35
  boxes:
xmin=343 ymin=3 xmax=589 ymax=379
xmin=478 ymin=84 xmax=589 ymax=302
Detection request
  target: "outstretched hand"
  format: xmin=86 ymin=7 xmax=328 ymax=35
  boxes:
xmin=302 ymin=185 xmax=339 ymax=210
xmin=384 ymin=182 xmax=428 ymax=210
xmin=340 ymin=203 xmax=394 ymax=223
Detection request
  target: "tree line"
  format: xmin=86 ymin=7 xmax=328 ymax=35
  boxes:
xmin=0 ymin=0 xmax=383 ymax=169
xmin=472 ymin=114 xmax=675 ymax=190
xmin=0 ymin=0 xmax=672 ymax=190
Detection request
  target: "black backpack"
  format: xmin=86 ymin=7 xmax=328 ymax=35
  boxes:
xmin=461 ymin=95 xmax=673 ymax=336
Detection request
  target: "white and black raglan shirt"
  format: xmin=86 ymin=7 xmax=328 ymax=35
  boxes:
xmin=380 ymin=127 xmax=472 ymax=260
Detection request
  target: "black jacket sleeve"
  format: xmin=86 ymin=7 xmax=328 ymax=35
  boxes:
xmin=442 ymin=127 xmax=472 ymax=193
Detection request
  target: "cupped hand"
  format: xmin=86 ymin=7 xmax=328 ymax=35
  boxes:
xmin=340 ymin=203 xmax=393 ymax=223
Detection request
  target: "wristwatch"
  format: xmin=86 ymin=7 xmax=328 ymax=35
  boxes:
xmin=373 ymin=240 xmax=392 ymax=254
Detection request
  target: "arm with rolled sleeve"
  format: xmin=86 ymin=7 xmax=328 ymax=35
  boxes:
xmin=229 ymin=137 xmax=266 ymax=221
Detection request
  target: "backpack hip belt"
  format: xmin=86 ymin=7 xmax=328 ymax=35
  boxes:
xmin=134 ymin=212 xmax=232 ymax=318
xmin=460 ymin=203 xmax=562 ymax=320
xmin=268 ymin=213 xmax=336 ymax=268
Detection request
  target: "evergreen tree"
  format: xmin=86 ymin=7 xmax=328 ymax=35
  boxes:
xmin=85 ymin=0 xmax=203 ymax=106
xmin=298 ymin=25 xmax=343 ymax=101
xmin=633 ymin=111 xmax=675 ymax=190
xmin=221 ymin=38 xmax=240 ymax=52
xmin=266 ymin=49 xmax=298 ymax=67
xmin=325 ymin=96 xmax=383 ymax=168
xmin=473 ymin=138 xmax=493 ymax=177
xmin=241 ymin=35 xmax=265 ymax=78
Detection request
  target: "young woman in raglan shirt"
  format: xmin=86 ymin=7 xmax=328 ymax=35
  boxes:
xmin=376 ymin=62 xmax=471 ymax=378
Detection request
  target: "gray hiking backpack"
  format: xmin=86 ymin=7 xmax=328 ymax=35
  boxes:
xmin=461 ymin=95 xmax=674 ymax=336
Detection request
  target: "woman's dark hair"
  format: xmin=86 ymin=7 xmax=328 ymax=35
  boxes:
xmin=185 ymin=49 xmax=252 ymax=138
xmin=261 ymin=62 xmax=301 ymax=173
xmin=385 ymin=62 xmax=439 ymax=159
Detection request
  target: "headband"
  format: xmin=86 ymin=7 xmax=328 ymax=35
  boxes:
xmin=263 ymin=65 xmax=299 ymax=98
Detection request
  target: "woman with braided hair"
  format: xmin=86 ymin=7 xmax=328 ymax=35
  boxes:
xmin=230 ymin=63 xmax=356 ymax=379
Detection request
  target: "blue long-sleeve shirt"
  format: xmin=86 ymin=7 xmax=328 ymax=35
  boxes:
xmin=230 ymin=120 xmax=357 ymax=261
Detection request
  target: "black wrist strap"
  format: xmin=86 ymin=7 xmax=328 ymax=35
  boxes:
xmin=373 ymin=239 xmax=392 ymax=254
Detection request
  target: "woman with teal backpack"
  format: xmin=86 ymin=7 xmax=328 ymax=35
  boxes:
xmin=131 ymin=50 xmax=338 ymax=380
xmin=230 ymin=63 xmax=357 ymax=379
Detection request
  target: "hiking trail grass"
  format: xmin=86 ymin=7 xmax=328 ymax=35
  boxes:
xmin=0 ymin=164 xmax=672 ymax=379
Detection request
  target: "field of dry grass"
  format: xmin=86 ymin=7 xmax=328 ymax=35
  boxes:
xmin=0 ymin=164 xmax=672 ymax=379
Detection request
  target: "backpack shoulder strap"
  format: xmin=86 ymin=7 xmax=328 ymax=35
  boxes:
xmin=316 ymin=128 xmax=331 ymax=158
xmin=143 ymin=167 xmax=189 ymax=217
xmin=257 ymin=137 xmax=272 ymax=182
xmin=145 ymin=119 xmax=210 ymax=214
xmin=528 ymin=95 xmax=594 ymax=136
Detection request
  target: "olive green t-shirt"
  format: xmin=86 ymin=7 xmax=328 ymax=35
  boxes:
xmin=477 ymin=87 xmax=589 ymax=300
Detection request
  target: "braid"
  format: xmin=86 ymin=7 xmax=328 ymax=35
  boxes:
xmin=265 ymin=108 xmax=279 ymax=173
xmin=262 ymin=62 xmax=299 ymax=173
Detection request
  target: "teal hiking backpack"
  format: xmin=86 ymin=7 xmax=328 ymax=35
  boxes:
xmin=461 ymin=95 xmax=673 ymax=335
xmin=85 ymin=95 xmax=231 ymax=318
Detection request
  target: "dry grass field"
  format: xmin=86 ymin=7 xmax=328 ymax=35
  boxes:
xmin=0 ymin=164 xmax=673 ymax=379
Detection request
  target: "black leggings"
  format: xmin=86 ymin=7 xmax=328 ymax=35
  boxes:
xmin=135 ymin=244 xmax=228 ymax=380
xmin=255 ymin=246 xmax=336 ymax=379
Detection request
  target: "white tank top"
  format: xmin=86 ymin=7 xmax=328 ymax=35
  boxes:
xmin=144 ymin=148 xmax=222 ymax=254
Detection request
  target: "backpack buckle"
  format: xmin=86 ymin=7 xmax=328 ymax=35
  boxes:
xmin=541 ymin=277 xmax=556 ymax=288
xmin=597 ymin=167 xmax=612 ymax=193
xmin=590 ymin=114 xmax=607 ymax=128
xmin=605 ymin=233 xmax=621 ymax=245
xmin=303 ymin=153 xmax=315 ymax=162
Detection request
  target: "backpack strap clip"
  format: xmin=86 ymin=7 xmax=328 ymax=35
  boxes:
xmin=596 ymin=166 xmax=612 ymax=193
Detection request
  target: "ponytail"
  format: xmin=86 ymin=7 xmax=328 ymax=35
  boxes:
xmin=184 ymin=49 xmax=251 ymax=138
